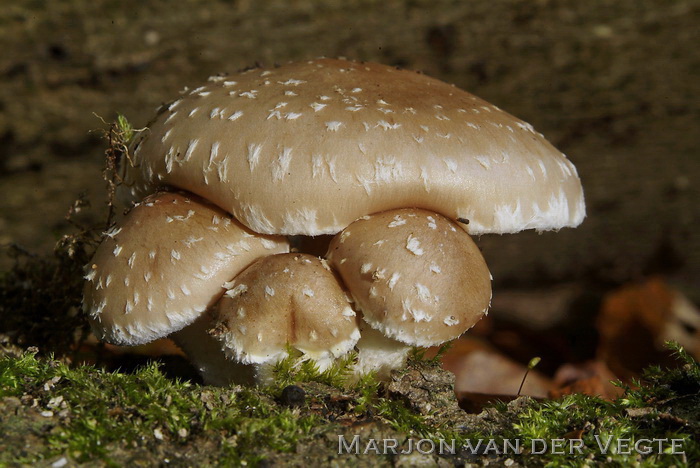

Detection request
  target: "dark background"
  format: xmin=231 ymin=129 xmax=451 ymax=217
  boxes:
xmin=1 ymin=0 xmax=698 ymax=301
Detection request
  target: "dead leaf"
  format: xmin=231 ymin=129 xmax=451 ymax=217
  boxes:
xmin=440 ymin=337 xmax=553 ymax=398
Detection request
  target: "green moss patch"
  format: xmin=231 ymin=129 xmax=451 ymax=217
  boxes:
xmin=1 ymin=344 xmax=698 ymax=466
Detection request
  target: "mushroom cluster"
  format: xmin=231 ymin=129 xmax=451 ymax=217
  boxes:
xmin=83 ymin=58 xmax=585 ymax=385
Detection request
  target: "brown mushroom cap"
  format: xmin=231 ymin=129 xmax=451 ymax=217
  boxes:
xmin=120 ymin=58 xmax=584 ymax=237
xmin=83 ymin=191 xmax=289 ymax=345
xmin=211 ymin=253 xmax=361 ymax=366
xmin=327 ymin=208 xmax=492 ymax=347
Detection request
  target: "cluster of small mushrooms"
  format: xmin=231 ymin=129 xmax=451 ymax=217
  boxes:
xmin=83 ymin=58 xmax=585 ymax=385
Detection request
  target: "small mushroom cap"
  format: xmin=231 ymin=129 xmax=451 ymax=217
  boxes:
xmin=83 ymin=191 xmax=289 ymax=346
xmin=327 ymin=208 xmax=492 ymax=347
xmin=120 ymin=58 xmax=584 ymax=237
xmin=211 ymin=253 xmax=361 ymax=366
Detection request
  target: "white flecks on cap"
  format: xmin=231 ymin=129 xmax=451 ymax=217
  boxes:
xmin=401 ymin=298 xmax=431 ymax=323
xmin=228 ymin=110 xmax=243 ymax=121
xmin=164 ymin=112 xmax=179 ymax=125
xmin=405 ymin=235 xmax=424 ymax=256
xmin=279 ymin=78 xmax=306 ymax=86
xmin=388 ymin=215 xmax=406 ymax=228
xmin=225 ymin=284 xmax=248 ymax=297
xmin=161 ymin=128 xmax=173 ymax=143
xmin=325 ymin=121 xmax=343 ymax=132
xmin=118 ymin=59 xmax=585 ymax=238
xmin=388 ymin=272 xmax=401 ymax=290
xmin=281 ymin=207 xmax=319 ymax=233
xmin=443 ymin=314 xmax=459 ymax=326
xmin=247 ymin=143 xmax=263 ymax=171
xmin=210 ymin=108 xmax=226 ymax=119
xmin=272 ymin=147 xmax=293 ymax=181
xmin=443 ymin=158 xmax=458 ymax=173
xmin=311 ymin=153 xmax=339 ymax=183
xmin=84 ymin=269 xmax=97 ymax=282
xmin=415 ymin=283 xmax=432 ymax=304
xmin=377 ymin=120 xmax=401 ymax=130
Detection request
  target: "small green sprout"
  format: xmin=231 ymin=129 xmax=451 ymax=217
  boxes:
xmin=115 ymin=113 xmax=135 ymax=144
xmin=518 ymin=356 xmax=541 ymax=396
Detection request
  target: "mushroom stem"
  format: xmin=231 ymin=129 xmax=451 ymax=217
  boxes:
xmin=170 ymin=313 xmax=256 ymax=386
xmin=353 ymin=320 xmax=411 ymax=380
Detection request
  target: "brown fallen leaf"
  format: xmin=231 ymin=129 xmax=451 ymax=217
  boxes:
xmin=550 ymin=360 xmax=623 ymax=400
xmin=439 ymin=337 xmax=553 ymax=398
xmin=596 ymin=277 xmax=690 ymax=380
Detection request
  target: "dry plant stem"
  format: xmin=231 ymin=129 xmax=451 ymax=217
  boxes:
xmin=98 ymin=114 xmax=144 ymax=230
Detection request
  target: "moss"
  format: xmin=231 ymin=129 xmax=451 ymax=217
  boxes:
xmin=0 ymin=351 xmax=324 ymax=465
xmin=265 ymin=348 xmax=358 ymax=395
xmin=498 ymin=343 xmax=700 ymax=467
xmin=0 ymin=313 xmax=698 ymax=467
xmin=1 ymin=339 xmax=698 ymax=466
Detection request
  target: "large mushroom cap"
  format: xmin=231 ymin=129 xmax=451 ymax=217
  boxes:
xmin=83 ymin=191 xmax=289 ymax=346
xmin=120 ymin=58 xmax=584 ymax=236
